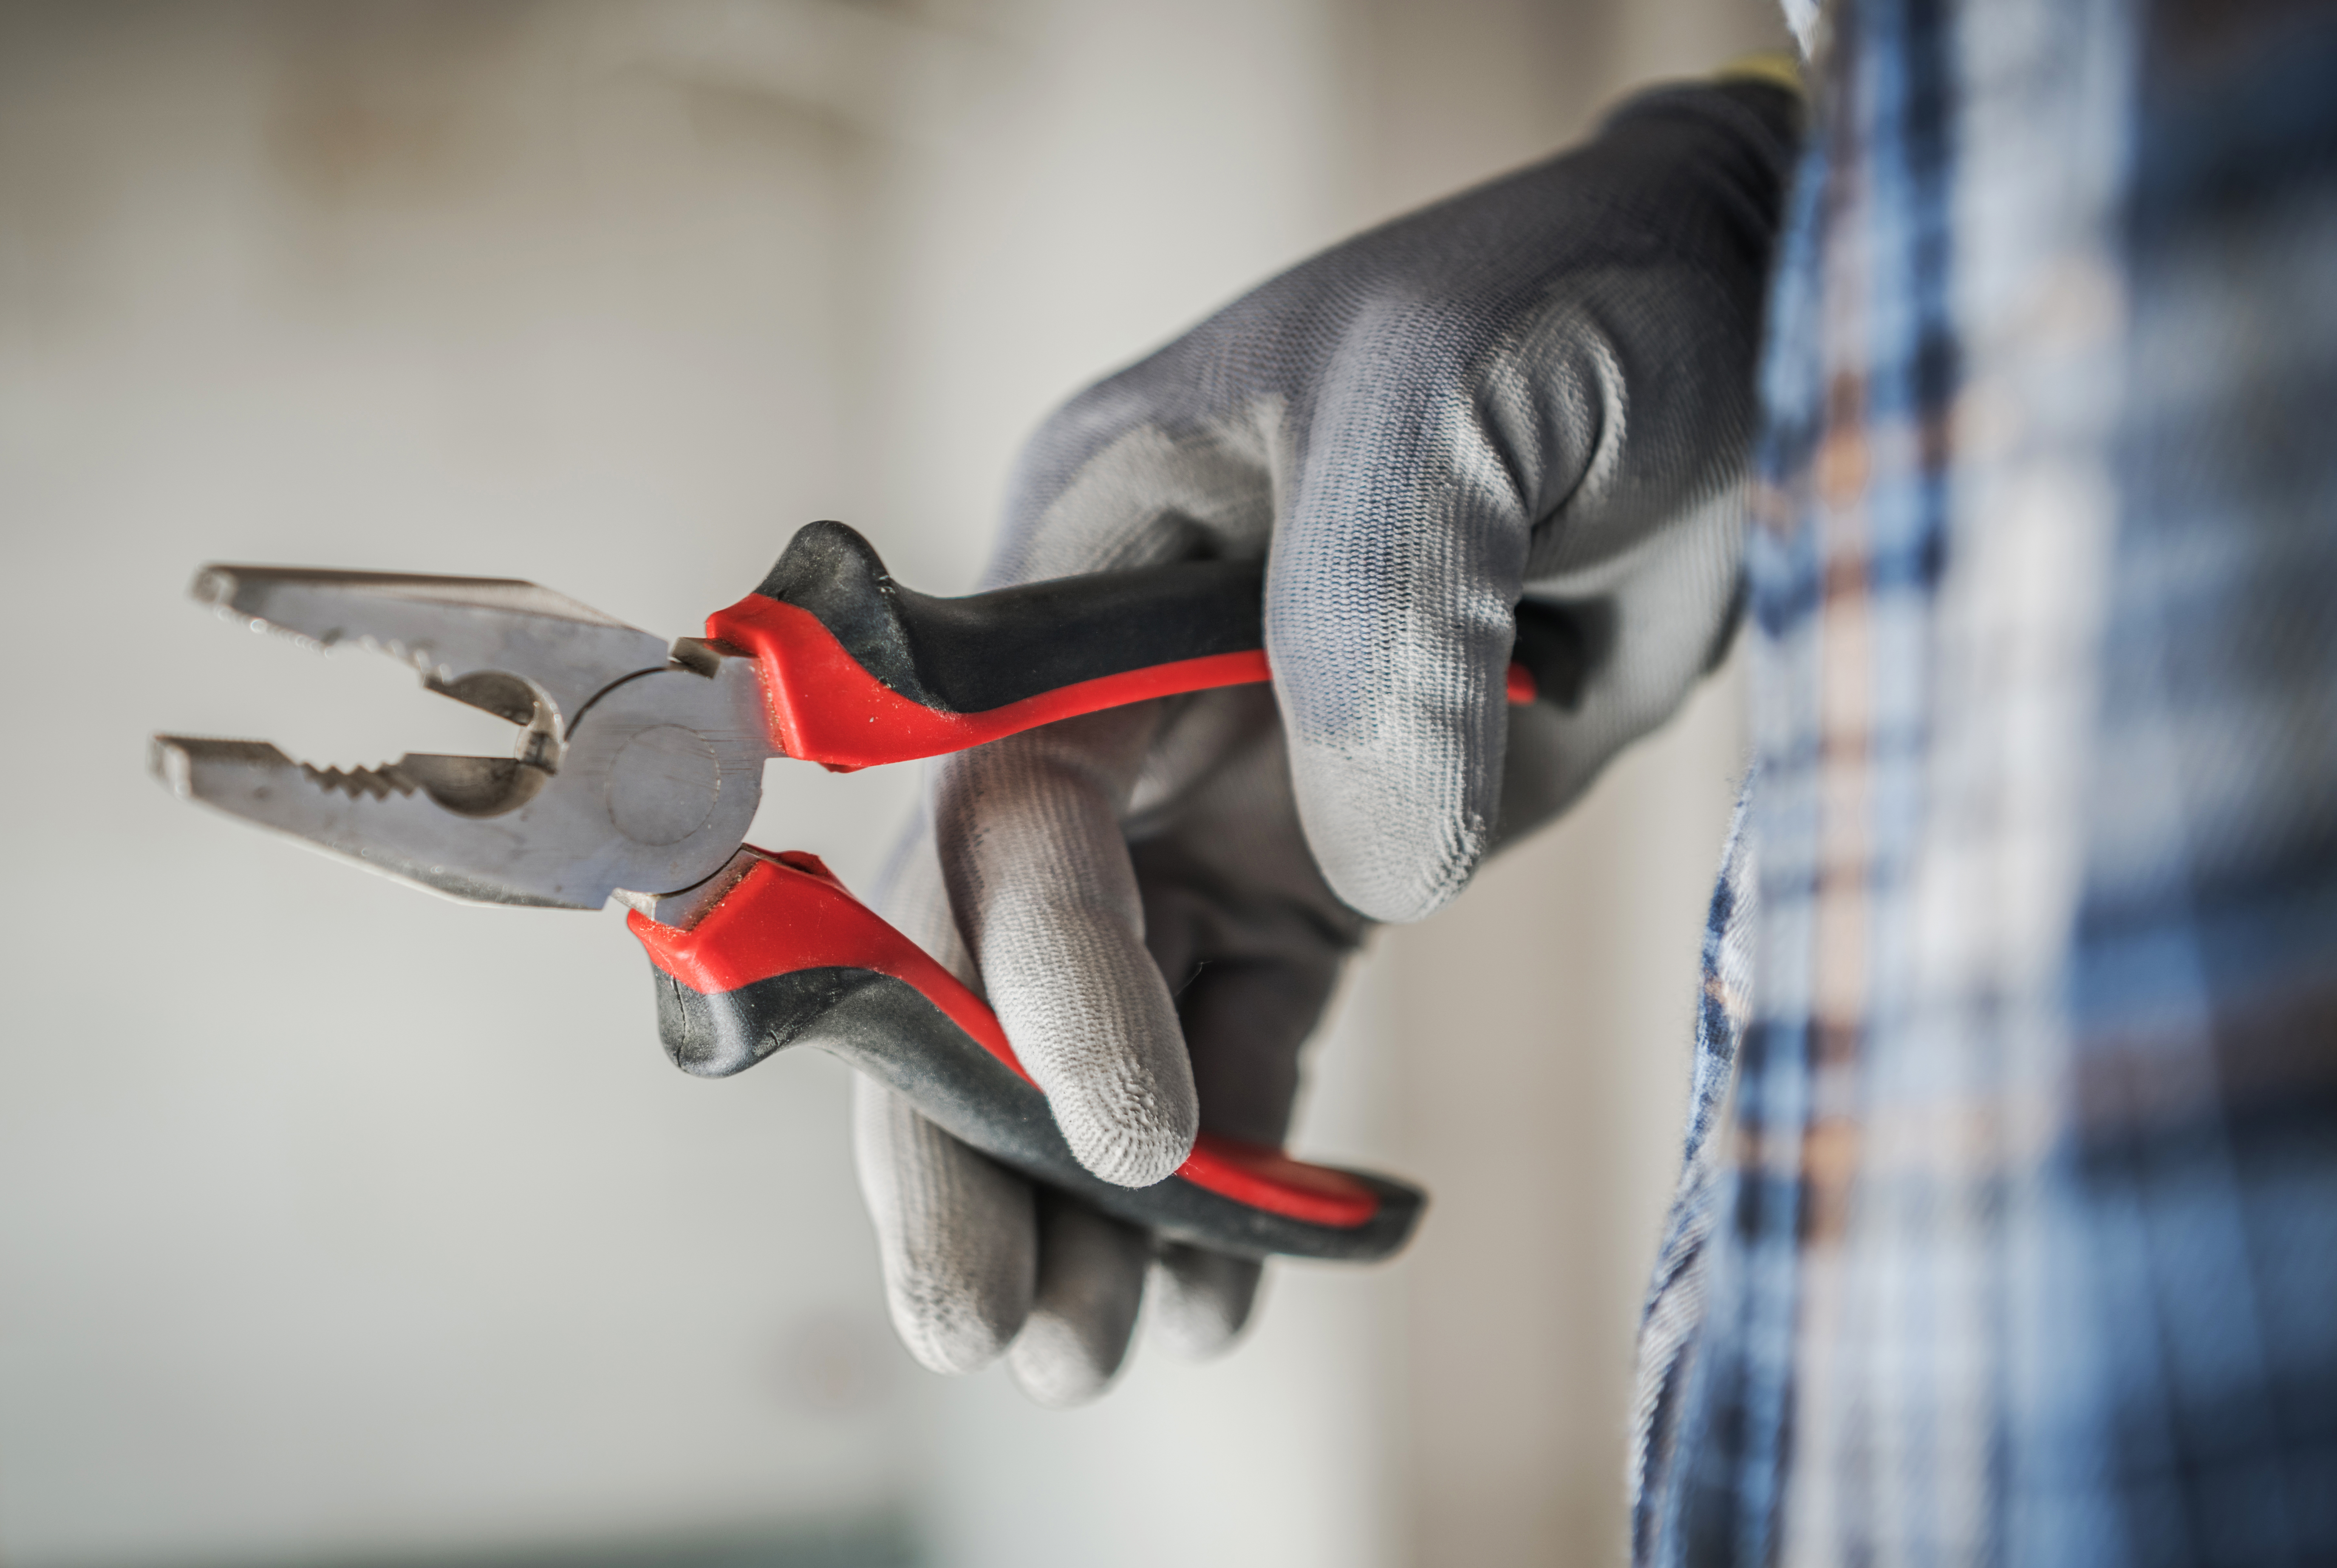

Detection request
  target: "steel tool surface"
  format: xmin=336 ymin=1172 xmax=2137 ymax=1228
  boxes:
xmin=154 ymin=521 xmax=1582 ymax=1260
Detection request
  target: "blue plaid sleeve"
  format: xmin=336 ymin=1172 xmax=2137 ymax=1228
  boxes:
xmin=1628 ymin=1 xmax=2337 ymax=1563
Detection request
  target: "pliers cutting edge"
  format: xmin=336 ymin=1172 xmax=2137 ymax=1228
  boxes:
xmin=154 ymin=522 xmax=1576 ymax=1260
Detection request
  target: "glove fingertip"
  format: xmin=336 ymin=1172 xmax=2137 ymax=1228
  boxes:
xmin=1060 ymin=1096 xmax=1198 ymax=1189
xmin=987 ymin=935 xmax=1199 ymax=1187
xmin=852 ymin=1077 xmax=1036 ymax=1377
xmin=1293 ymin=755 xmax=1492 ymax=923
xmin=888 ymin=1285 xmax=1021 ymax=1377
xmin=1006 ymin=1200 xmax=1149 ymax=1407
xmin=1007 ymin=1316 xmax=1121 ymax=1407
xmin=1147 ymin=1245 xmax=1265 ymax=1360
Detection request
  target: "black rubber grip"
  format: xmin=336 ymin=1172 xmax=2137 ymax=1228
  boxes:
xmin=753 ymin=522 xmax=1269 ymax=715
xmin=744 ymin=519 xmax=1605 ymax=718
xmin=651 ymin=963 xmax=1422 ymax=1262
xmin=627 ymin=850 xmax=1424 ymax=1263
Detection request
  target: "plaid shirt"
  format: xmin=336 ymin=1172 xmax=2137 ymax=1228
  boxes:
xmin=1630 ymin=1 xmax=2337 ymax=1563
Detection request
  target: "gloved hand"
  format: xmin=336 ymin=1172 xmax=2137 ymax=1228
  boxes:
xmin=855 ymin=70 xmax=1802 ymax=1404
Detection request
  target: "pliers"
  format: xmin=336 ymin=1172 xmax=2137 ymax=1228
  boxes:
xmin=153 ymin=522 xmax=1586 ymax=1262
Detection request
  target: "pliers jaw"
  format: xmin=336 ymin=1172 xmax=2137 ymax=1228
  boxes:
xmin=152 ymin=566 xmax=774 ymax=910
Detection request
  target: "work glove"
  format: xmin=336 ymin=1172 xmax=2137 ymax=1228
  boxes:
xmin=855 ymin=70 xmax=1803 ymax=1404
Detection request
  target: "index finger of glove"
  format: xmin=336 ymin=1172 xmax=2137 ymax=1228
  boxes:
xmin=1269 ymin=323 xmax=1548 ymax=924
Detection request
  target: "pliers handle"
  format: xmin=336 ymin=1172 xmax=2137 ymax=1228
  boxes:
xmin=710 ymin=522 xmax=1276 ymax=771
xmin=631 ymin=848 xmax=1420 ymax=1261
xmin=712 ymin=520 xmax=1578 ymax=772
xmin=621 ymin=519 xmax=1612 ymax=1257
xmin=156 ymin=520 xmax=1599 ymax=1262
xmin=627 ymin=520 xmax=1429 ymax=1258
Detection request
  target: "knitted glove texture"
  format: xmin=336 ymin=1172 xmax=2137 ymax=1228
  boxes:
xmin=859 ymin=76 xmax=1802 ymax=1404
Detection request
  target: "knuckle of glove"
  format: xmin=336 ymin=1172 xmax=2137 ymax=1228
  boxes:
xmin=991 ymin=357 xmax=1282 ymax=586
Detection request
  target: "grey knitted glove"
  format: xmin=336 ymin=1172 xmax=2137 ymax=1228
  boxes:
xmin=857 ymin=74 xmax=1802 ymax=1404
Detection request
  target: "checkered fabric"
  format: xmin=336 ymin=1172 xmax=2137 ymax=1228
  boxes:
xmin=1630 ymin=1 xmax=2337 ymax=1563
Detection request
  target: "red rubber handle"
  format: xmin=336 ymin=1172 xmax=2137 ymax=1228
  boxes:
xmin=701 ymin=521 xmax=1556 ymax=772
xmin=628 ymin=847 xmax=1424 ymax=1261
xmin=702 ymin=523 xmax=1273 ymax=771
xmin=707 ymin=592 xmax=1269 ymax=773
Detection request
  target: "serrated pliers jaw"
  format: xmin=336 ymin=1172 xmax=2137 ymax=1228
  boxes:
xmin=151 ymin=566 xmax=774 ymax=910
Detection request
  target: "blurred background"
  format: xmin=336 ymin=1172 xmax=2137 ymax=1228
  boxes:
xmin=0 ymin=1 xmax=1786 ymax=1563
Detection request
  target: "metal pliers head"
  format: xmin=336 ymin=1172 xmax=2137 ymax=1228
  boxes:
xmin=151 ymin=567 xmax=773 ymax=910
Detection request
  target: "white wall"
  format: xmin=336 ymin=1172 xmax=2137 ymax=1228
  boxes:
xmin=0 ymin=3 xmax=1784 ymax=1564
xmin=2 ymin=6 xmax=909 ymax=1562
